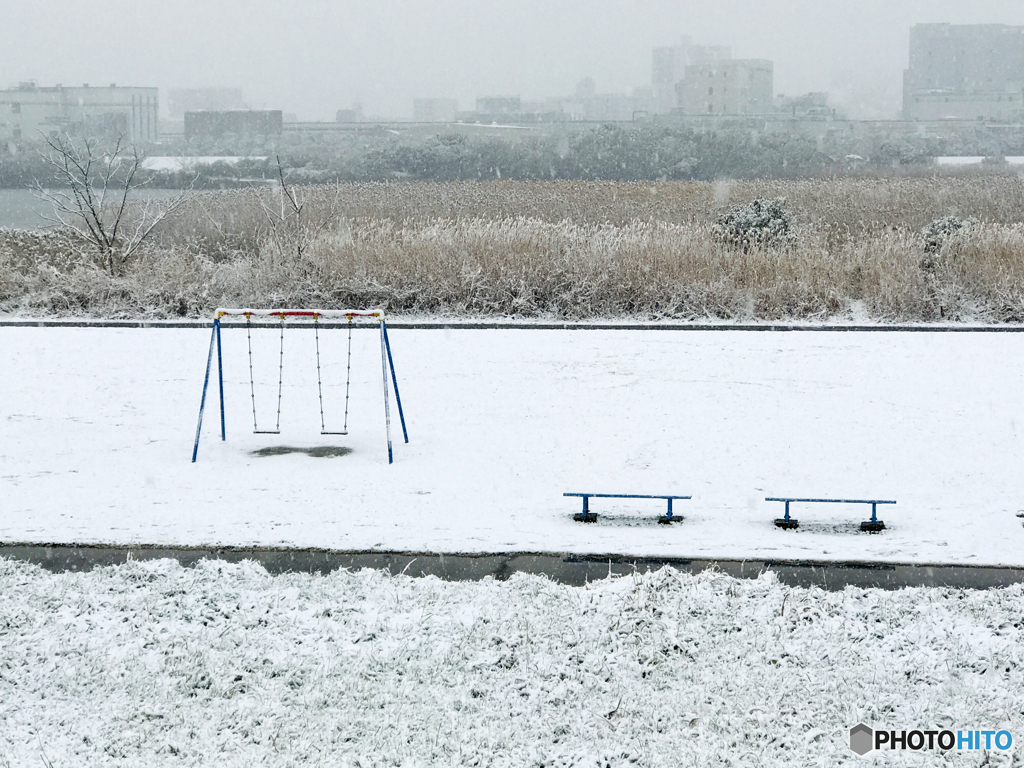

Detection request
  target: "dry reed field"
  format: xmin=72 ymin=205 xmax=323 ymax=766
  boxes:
xmin=3 ymin=175 xmax=1024 ymax=321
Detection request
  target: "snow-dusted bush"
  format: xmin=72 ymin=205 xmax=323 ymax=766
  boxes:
xmin=713 ymin=197 xmax=794 ymax=250
xmin=920 ymin=215 xmax=977 ymax=259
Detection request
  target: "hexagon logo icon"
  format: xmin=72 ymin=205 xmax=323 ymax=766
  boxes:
xmin=849 ymin=723 xmax=874 ymax=755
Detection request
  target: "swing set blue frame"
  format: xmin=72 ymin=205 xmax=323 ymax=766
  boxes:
xmin=192 ymin=310 xmax=408 ymax=464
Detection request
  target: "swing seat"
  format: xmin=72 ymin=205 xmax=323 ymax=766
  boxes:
xmin=320 ymin=429 xmax=348 ymax=436
xmin=254 ymin=429 xmax=281 ymax=435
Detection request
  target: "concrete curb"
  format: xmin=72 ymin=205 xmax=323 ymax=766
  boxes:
xmin=3 ymin=543 xmax=1023 ymax=590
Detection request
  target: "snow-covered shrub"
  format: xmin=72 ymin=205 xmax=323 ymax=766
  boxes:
xmin=714 ymin=197 xmax=794 ymax=250
xmin=920 ymin=215 xmax=977 ymax=264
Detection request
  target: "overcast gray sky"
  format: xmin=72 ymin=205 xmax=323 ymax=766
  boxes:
xmin=3 ymin=0 xmax=1024 ymax=120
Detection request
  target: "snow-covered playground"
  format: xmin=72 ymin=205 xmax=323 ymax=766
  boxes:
xmin=2 ymin=324 xmax=1023 ymax=565
xmin=5 ymin=323 xmax=1024 ymax=765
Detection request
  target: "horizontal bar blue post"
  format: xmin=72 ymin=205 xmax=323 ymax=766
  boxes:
xmin=564 ymin=493 xmax=692 ymax=500
xmin=566 ymin=492 xmax=691 ymax=523
xmin=765 ymin=498 xmax=895 ymax=505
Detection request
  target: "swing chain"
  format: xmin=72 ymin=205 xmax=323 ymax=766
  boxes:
xmin=246 ymin=314 xmax=259 ymax=431
xmin=343 ymin=315 xmax=353 ymax=433
xmin=274 ymin=313 xmax=284 ymax=432
xmin=315 ymin=313 xmax=353 ymax=435
xmin=315 ymin=316 xmax=326 ymax=432
xmin=248 ymin=312 xmax=284 ymax=434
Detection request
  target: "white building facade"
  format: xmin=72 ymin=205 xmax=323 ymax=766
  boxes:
xmin=0 ymin=83 xmax=159 ymax=144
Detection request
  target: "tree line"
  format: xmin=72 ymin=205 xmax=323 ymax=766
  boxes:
xmin=5 ymin=122 xmax=1024 ymax=188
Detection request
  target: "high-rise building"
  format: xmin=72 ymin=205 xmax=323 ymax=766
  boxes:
xmin=336 ymin=103 xmax=365 ymax=123
xmin=474 ymin=96 xmax=521 ymax=115
xmin=652 ymin=38 xmax=691 ymax=89
xmin=903 ymin=24 xmax=1024 ymax=120
xmin=0 ymin=82 xmax=159 ymax=143
xmin=413 ymin=98 xmax=458 ymax=123
xmin=652 ymin=37 xmax=733 ymax=112
xmin=678 ymin=60 xmax=774 ymax=116
xmin=184 ymin=110 xmax=283 ymax=140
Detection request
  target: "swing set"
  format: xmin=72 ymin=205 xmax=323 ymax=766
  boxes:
xmin=192 ymin=308 xmax=408 ymax=464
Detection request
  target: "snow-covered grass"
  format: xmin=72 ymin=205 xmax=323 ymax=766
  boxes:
xmin=1 ymin=558 xmax=1021 ymax=767
xmin=4 ymin=215 xmax=1024 ymax=322
xmin=5 ymin=177 xmax=1024 ymax=321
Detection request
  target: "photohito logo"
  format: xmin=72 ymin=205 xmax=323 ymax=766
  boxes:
xmin=849 ymin=723 xmax=1013 ymax=755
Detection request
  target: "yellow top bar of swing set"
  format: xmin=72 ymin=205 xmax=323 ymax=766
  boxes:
xmin=215 ymin=308 xmax=386 ymax=321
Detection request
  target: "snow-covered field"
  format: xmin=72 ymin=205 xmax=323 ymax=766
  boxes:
xmin=2 ymin=326 xmax=1024 ymax=564
xmin=1 ymin=557 xmax=1021 ymax=767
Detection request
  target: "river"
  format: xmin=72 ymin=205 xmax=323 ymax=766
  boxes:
xmin=0 ymin=188 xmax=186 ymax=230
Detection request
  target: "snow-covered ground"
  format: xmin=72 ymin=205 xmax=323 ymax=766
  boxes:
xmin=1 ymin=558 xmax=1021 ymax=767
xmin=2 ymin=326 xmax=1024 ymax=565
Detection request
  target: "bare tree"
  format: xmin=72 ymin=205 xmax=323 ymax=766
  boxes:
xmin=36 ymin=133 xmax=192 ymax=276
xmin=257 ymin=155 xmax=339 ymax=261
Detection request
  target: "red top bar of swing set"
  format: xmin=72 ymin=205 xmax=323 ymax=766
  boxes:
xmin=214 ymin=308 xmax=386 ymax=321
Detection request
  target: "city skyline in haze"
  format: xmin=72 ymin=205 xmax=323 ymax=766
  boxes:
xmin=3 ymin=0 xmax=1024 ymax=121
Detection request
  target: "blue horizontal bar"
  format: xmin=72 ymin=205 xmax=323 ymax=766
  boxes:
xmin=564 ymin=493 xmax=692 ymax=500
xmin=765 ymin=498 xmax=896 ymax=505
